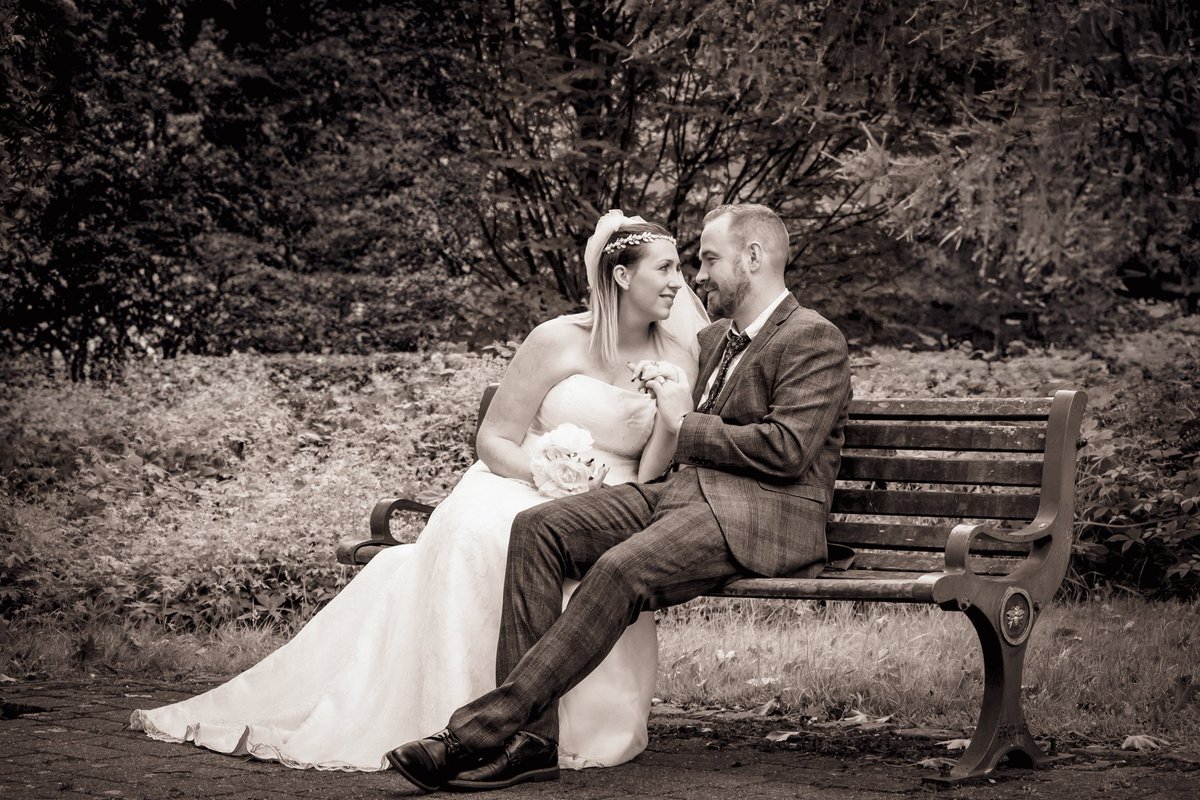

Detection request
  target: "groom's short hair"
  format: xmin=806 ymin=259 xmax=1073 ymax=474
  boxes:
xmin=703 ymin=204 xmax=790 ymax=271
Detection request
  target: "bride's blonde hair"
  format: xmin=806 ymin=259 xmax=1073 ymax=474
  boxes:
xmin=573 ymin=221 xmax=675 ymax=365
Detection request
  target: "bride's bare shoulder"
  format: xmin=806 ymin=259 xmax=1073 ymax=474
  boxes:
xmin=507 ymin=316 xmax=590 ymax=376
xmin=522 ymin=315 xmax=589 ymax=352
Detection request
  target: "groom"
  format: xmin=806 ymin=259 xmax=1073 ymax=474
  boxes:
xmin=388 ymin=203 xmax=852 ymax=792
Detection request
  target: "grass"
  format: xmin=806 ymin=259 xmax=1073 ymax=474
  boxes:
xmin=4 ymin=596 xmax=1196 ymax=750
xmin=0 ymin=620 xmax=284 ymax=682
xmin=655 ymin=597 xmax=1200 ymax=748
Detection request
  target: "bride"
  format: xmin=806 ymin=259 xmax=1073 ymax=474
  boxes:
xmin=131 ymin=210 xmax=709 ymax=771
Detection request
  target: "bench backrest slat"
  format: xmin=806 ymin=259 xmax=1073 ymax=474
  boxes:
xmin=843 ymin=421 xmax=1047 ymax=452
xmin=819 ymin=569 xmax=937 ymax=583
xmin=848 ymin=397 xmax=1053 ymax=419
xmin=832 ymin=487 xmax=1041 ymax=520
xmin=846 ymin=548 xmax=1026 ymax=575
xmin=837 ymin=455 xmax=1044 ymax=486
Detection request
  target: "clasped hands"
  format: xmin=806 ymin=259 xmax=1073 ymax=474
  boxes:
xmin=627 ymin=360 xmax=693 ymax=434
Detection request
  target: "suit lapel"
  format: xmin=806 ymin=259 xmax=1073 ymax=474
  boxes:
xmin=693 ymin=325 xmax=727 ymax=406
xmin=710 ymin=294 xmax=800 ymax=415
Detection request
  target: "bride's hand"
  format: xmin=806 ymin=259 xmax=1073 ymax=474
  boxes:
xmin=587 ymin=460 xmax=610 ymax=491
xmin=627 ymin=360 xmax=685 ymax=394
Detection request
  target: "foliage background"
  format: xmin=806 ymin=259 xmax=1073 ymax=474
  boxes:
xmin=4 ymin=0 xmax=1198 ymax=369
xmin=1 ymin=2 xmax=1198 ymax=618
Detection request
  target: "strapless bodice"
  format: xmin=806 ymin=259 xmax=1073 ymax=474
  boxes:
xmin=520 ymin=374 xmax=657 ymax=483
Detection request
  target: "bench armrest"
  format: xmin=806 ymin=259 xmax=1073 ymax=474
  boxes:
xmin=944 ymin=516 xmax=1055 ymax=571
xmin=369 ymin=497 xmax=437 ymax=540
xmin=335 ymin=497 xmax=437 ymax=565
xmin=936 ymin=510 xmax=1072 ymax=609
xmin=934 ymin=390 xmax=1087 ymax=609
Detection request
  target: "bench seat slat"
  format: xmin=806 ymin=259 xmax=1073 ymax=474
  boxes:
xmin=849 ymin=398 xmax=1053 ymax=420
xmin=821 ymin=569 xmax=934 ymax=581
xmin=716 ymin=576 xmax=936 ymax=603
xmin=837 ymin=455 xmax=1044 ymax=486
xmin=843 ymin=422 xmax=1047 ymax=452
xmin=841 ymin=548 xmax=1022 ymax=575
xmin=832 ymin=488 xmax=1040 ymax=519
xmin=826 ymin=521 xmax=1029 ymax=554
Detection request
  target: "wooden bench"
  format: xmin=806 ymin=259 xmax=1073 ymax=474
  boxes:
xmin=337 ymin=385 xmax=1087 ymax=783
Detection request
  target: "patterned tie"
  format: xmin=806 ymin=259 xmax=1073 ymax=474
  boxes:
xmin=698 ymin=328 xmax=752 ymax=414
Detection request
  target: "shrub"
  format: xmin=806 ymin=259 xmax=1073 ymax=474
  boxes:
xmin=1071 ymin=320 xmax=1200 ymax=597
xmin=0 ymin=350 xmax=505 ymax=631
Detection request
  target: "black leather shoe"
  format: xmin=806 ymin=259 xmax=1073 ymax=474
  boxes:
xmin=445 ymin=731 xmax=559 ymax=791
xmin=387 ymin=728 xmax=473 ymax=793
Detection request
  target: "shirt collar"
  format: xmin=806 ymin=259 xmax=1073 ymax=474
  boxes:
xmin=730 ymin=289 xmax=792 ymax=340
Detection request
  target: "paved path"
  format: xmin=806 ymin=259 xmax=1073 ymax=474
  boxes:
xmin=2 ymin=680 xmax=1196 ymax=799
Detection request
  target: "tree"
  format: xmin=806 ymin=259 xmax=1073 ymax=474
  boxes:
xmin=1 ymin=1 xmax=485 ymax=374
xmin=453 ymin=0 xmax=904 ymax=335
xmin=831 ymin=0 xmax=1200 ymax=346
xmin=2 ymin=1 xmax=212 ymax=378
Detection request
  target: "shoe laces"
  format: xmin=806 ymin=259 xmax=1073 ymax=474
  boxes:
xmin=432 ymin=728 xmax=466 ymax=760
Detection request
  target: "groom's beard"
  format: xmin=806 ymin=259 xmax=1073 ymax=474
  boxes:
xmin=704 ymin=260 xmax=752 ymax=319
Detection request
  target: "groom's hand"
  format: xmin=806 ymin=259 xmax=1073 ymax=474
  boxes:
xmin=628 ymin=360 xmax=692 ymax=422
xmin=628 ymin=360 xmax=693 ymax=432
xmin=647 ymin=378 xmax=693 ymax=432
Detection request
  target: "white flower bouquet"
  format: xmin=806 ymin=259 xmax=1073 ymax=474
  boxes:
xmin=529 ymin=423 xmax=605 ymax=498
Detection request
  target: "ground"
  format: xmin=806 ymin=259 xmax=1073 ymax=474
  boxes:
xmin=2 ymin=680 xmax=1197 ymax=799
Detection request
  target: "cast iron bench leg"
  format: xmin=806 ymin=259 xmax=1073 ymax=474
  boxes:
xmin=936 ymin=595 xmax=1064 ymax=783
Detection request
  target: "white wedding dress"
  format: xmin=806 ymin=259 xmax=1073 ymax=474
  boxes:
xmin=131 ymin=374 xmax=659 ymax=771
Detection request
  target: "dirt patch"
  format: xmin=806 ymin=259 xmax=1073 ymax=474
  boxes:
xmin=649 ymin=705 xmax=1200 ymax=784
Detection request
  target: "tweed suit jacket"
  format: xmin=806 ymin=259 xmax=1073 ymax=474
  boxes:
xmin=673 ymin=294 xmax=851 ymax=577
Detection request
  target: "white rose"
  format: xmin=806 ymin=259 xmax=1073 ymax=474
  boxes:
xmin=531 ymin=455 xmax=594 ymax=498
xmin=540 ymin=423 xmax=593 ymax=458
xmin=541 ymin=444 xmax=573 ymax=462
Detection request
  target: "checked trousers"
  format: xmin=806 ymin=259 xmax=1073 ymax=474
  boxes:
xmin=448 ymin=468 xmax=745 ymax=749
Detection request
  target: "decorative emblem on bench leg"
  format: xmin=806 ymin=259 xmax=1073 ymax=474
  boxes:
xmin=999 ymin=587 xmax=1034 ymax=646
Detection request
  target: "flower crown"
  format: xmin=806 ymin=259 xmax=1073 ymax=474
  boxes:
xmin=601 ymin=231 xmax=677 ymax=255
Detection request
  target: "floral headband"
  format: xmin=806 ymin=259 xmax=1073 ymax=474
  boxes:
xmin=601 ymin=231 xmax=677 ymax=254
xmin=583 ymin=210 xmax=680 ymax=289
